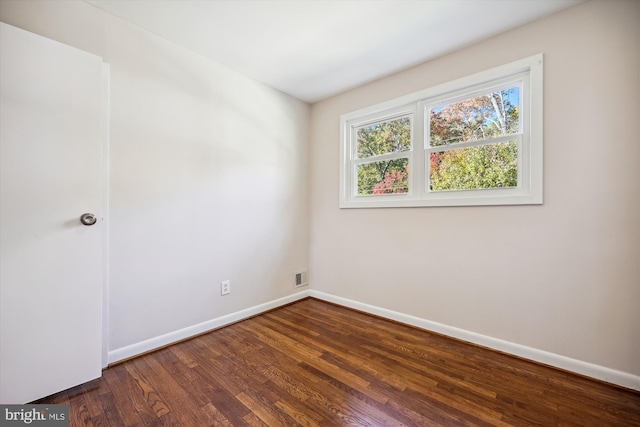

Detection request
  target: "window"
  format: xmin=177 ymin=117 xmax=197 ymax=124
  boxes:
xmin=340 ymin=54 xmax=543 ymax=208
xmin=355 ymin=113 xmax=412 ymax=196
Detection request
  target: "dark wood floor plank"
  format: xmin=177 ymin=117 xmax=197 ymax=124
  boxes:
xmin=262 ymin=312 xmax=428 ymax=392
xmin=141 ymin=354 xmax=217 ymax=426
xmin=189 ymin=364 xmax=252 ymax=426
xmin=95 ymin=390 xmax=127 ymax=427
xmin=64 ymin=388 xmax=95 ymax=427
xmin=123 ymin=359 xmax=172 ymax=421
xmin=101 ymin=364 xmax=151 ymax=427
xmin=35 ymin=298 xmax=640 ymax=426
xmin=296 ymin=361 xmax=409 ymax=426
xmin=274 ymin=399 xmax=321 ymax=427
xmin=199 ymin=402 xmax=233 ymax=427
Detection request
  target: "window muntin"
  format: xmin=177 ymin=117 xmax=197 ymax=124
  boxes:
xmin=429 ymin=84 xmax=521 ymax=147
xmin=425 ymin=81 xmax=522 ymax=193
xmin=339 ymin=54 xmax=542 ymax=208
xmin=351 ymin=112 xmax=413 ymax=197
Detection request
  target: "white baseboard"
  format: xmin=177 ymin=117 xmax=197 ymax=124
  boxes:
xmin=107 ymin=288 xmax=639 ymax=391
xmin=108 ymin=290 xmax=310 ymax=365
xmin=309 ymin=290 xmax=640 ymax=391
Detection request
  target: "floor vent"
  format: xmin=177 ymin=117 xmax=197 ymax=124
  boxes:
xmin=294 ymin=270 xmax=308 ymax=288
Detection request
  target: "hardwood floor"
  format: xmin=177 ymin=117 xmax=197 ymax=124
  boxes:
xmin=37 ymin=298 xmax=640 ymax=426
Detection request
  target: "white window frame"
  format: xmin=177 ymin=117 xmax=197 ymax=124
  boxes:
xmin=349 ymin=104 xmax=416 ymax=199
xmin=340 ymin=54 xmax=543 ymax=208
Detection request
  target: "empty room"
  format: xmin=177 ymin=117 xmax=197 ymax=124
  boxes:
xmin=0 ymin=0 xmax=639 ymax=425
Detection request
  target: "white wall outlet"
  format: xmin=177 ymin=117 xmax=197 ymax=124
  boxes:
xmin=221 ymin=280 xmax=230 ymax=296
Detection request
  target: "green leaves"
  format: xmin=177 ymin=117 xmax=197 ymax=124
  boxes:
xmin=357 ymin=159 xmax=408 ymax=195
xmin=353 ymin=88 xmax=520 ymax=196
xmin=356 ymin=117 xmax=411 ymax=195
xmin=357 ymin=117 xmax=411 ymax=158
xmin=428 ymin=88 xmax=520 ymax=191
xmin=430 ymin=142 xmax=518 ymax=191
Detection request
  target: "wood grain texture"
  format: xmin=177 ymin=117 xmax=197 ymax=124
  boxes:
xmin=35 ymin=298 xmax=640 ymax=426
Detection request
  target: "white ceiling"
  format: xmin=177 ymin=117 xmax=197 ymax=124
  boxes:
xmin=86 ymin=0 xmax=582 ymax=103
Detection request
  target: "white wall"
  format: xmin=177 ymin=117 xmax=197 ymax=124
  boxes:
xmin=309 ymin=0 xmax=640 ymax=377
xmin=0 ymin=1 xmax=309 ymax=355
xmin=2 ymin=0 xmax=639 ymax=385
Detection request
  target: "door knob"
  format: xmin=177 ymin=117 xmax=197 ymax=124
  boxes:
xmin=80 ymin=213 xmax=97 ymax=226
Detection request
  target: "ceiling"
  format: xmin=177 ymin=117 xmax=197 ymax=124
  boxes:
xmin=86 ymin=0 xmax=582 ymax=103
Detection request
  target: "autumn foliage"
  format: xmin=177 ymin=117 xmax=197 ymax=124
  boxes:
xmin=355 ymin=87 xmax=519 ymax=196
xmin=372 ymin=166 xmax=408 ymax=194
xmin=429 ymin=88 xmax=519 ymax=191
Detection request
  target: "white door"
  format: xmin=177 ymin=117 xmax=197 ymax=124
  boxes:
xmin=0 ymin=22 xmax=105 ymax=404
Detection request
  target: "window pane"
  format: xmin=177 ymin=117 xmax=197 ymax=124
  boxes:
xmin=429 ymin=141 xmax=517 ymax=191
xmin=357 ymin=158 xmax=409 ymax=195
xmin=356 ymin=117 xmax=411 ymax=159
xmin=430 ymin=87 xmax=520 ymax=147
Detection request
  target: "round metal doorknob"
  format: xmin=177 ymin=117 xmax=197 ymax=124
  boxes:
xmin=80 ymin=213 xmax=97 ymax=226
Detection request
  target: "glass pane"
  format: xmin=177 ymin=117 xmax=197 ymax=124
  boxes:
xmin=429 ymin=141 xmax=517 ymax=191
xmin=357 ymin=158 xmax=409 ymax=195
xmin=356 ymin=116 xmax=411 ymax=159
xmin=429 ymin=87 xmax=520 ymax=147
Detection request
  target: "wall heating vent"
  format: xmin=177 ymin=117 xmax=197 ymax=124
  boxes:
xmin=294 ymin=270 xmax=308 ymax=288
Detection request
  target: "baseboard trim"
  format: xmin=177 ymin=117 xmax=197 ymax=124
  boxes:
xmin=309 ymin=290 xmax=640 ymax=391
xmin=108 ymin=290 xmax=310 ymax=364
xmin=107 ymin=288 xmax=639 ymax=390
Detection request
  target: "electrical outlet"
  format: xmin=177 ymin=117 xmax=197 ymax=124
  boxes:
xmin=221 ymin=280 xmax=230 ymax=296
